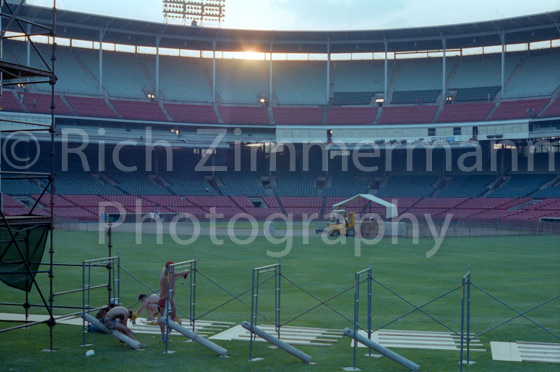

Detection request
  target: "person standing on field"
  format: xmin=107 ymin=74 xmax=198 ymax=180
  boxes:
xmin=157 ymin=261 xmax=190 ymax=342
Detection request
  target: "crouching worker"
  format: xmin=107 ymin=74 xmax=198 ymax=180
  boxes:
xmin=137 ymin=293 xmax=160 ymax=322
xmin=90 ymin=298 xmax=119 ymax=333
xmin=104 ymin=306 xmax=145 ymax=347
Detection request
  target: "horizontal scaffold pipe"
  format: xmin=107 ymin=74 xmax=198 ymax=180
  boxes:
xmin=343 ymin=328 xmax=419 ymax=371
xmin=242 ymin=321 xmax=312 ymax=363
xmin=81 ymin=313 xmax=141 ymax=350
xmin=160 ymin=317 xmax=227 ymax=357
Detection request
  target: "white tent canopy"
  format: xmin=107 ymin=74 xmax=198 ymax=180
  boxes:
xmin=332 ymin=194 xmax=398 ymax=219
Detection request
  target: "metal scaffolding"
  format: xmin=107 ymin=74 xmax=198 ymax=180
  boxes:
xmin=0 ymin=0 xmax=57 ymax=351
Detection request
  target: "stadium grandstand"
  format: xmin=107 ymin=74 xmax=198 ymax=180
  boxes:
xmin=0 ymin=3 xmax=559 ymax=230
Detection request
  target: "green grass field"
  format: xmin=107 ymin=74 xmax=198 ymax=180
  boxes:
xmin=1 ymin=230 xmax=559 ymax=372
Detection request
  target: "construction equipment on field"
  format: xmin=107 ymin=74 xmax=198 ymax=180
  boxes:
xmin=316 ymin=194 xmax=398 ymax=237
xmin=325 ymin=210 xmax=356 ymax=237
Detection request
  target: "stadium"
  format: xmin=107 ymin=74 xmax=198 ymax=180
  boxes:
xmin=0 ymin=1 xmax=559 ymax=371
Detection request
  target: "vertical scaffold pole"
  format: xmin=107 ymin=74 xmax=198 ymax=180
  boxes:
xmin=164 ymin=264 xmax=174 ymax=354
xmin=80 ymin=256 xmax=118 ymax=347
xmin=249 ymin=267 xmax=258 ymax=360
xmin=353 ymin=270 xmax=360 ymax=370
xmin=116 ymin=253 xmax=120 ymax=305
xmin=81 ymin=260 xmax=86 ymax=346
xmin=367 ymin=262 xmax=373 ymax=357
xmin=460 ymin=274 xmax=465 ymax=372
xmin=466 ymin=266 xmax=471 ymax=365
xmin=107 ymin=223 xmax=112 ymax=305
xmin=248 ymin=262 xmax=281 ymax=361
xmin=350 ymin=265 xmax=374 ymax=370
xmin=460 ymin=268 xmax=470 ymax=371
xmin=190 ymin=256 xmax=197 ymax=332
xmin=49 ymin=0 xmax=57 ymax=351
xmin=24 ymin=231 xmax=30 ymax=328
xmin=87 ymin=262 xmax=92 ymax=319
xmin=276 ymin=259 xmax=281 ymax=339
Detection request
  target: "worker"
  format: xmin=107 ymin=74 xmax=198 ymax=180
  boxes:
xmin=91 ymin=298 xmax=119 ymax=332
xmin=157 ymin=261 xmax=191 ymax=343
xmin=137 ymin=293 xmax=160 ymax=322
xmin=104 ymin=306 xmax=143 ymax=346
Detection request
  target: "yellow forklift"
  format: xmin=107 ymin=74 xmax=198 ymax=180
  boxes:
xmin=325 ymin=210 xmax=355 ymax=237
xmin=316 ymin=194 xmax=398 ymax=238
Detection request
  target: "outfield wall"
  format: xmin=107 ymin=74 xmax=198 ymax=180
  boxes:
xmin=53 ymin=219 xmax=560 ymax=238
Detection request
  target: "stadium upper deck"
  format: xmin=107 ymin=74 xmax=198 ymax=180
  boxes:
xmin=4 ymin=4 xmax=559 ymax=54
xmin=1 ymin=4 xmax=560 ymax=146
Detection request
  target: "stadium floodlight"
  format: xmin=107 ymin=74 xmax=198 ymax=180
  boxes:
xmin=163 ymin=0 xmax=226 ymax=26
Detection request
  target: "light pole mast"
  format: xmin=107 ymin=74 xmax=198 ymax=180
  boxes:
xmin=163 ymin=0 xmax=226 ymax=27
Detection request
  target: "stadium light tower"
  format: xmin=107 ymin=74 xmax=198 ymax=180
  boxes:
xmin=163 ymin=0 xmax=226 ymax=27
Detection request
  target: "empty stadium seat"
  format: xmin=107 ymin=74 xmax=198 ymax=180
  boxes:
xmin=448 ymin=56 xmax=516 ymax=90
xmin=393 ymin=60 xmax=446 ymax=92
xmin=279 ymin=197 xmax=323 ymax=208
xmin=273 ymin=61 xmax=326 ymax=105
xmin=139 ymin=54 xmax=213 ymax=102
xmin=95 ymin=50 xmax=152 ymax=99
xmin=110 ymin=99 xmax=168 ymax=122
xmin=275 ymin=172 xmax=318 ymax=197
xmin=326 ymin=106 xmax=377 ymax=125
xmin=163 ymin=172 xmax=216 ymax=196
xmin=164 ymin=103 xmax=218 ymax=124
xmin=324 ymin=172 xmax=370 ymax=196
xmin=414 ymin=198 xmax=468 ymax=209
xmin=21 ymin=93 xmax=73 ymax=115
xmin=487 ymin=174 xmax=554 ymax=197
xmin=56 ymin=171 xmax=121 ymax=195
xmin=541 ymin=97 xmax=560 ymax=118
xmin=532 ymin=184 xmax=560 ymax=198
xmin=391 ymin=90 xmax=440 ymax=105
xmin=0 ymin=89 xmax=25 ymax=112
xmin=273 ymin=107 xmax=323 ymax=125
xmin=434 ymin=175 xmax=494 ymax=198
xmin=219 ymin=172 xmax=267 ymax=197
xmin=503 ymin=51 xmax=560 ymax=99
xmin=65 ymin=95 xmax=119 ymax=118
xmin=215 ymin=59 xmax=269 ymax=105
xmin=452 ymin=87 xmax=501 ymax=103
xmin=332 ymin=92 xmax=376 ymax=105
xmin=437 ymin=102 xmax=495 ymax=123
xmin=375 ymin=175 xmax=438 ymax=198
xmin=333 ymin=61 xmax=390 ymax=94
xmin=489 ymin=98 xmax=549 ymax=120
xmin=218 ymin=106 xmax=270 ymax=125
xmin=0 ymin=179 xmax=44 ymax=195
xmin=377 ymin=105 xmax=438 ymax=125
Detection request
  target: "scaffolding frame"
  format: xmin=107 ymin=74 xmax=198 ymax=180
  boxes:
xmin=0 ymin=0 xmax=57 ymax=351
